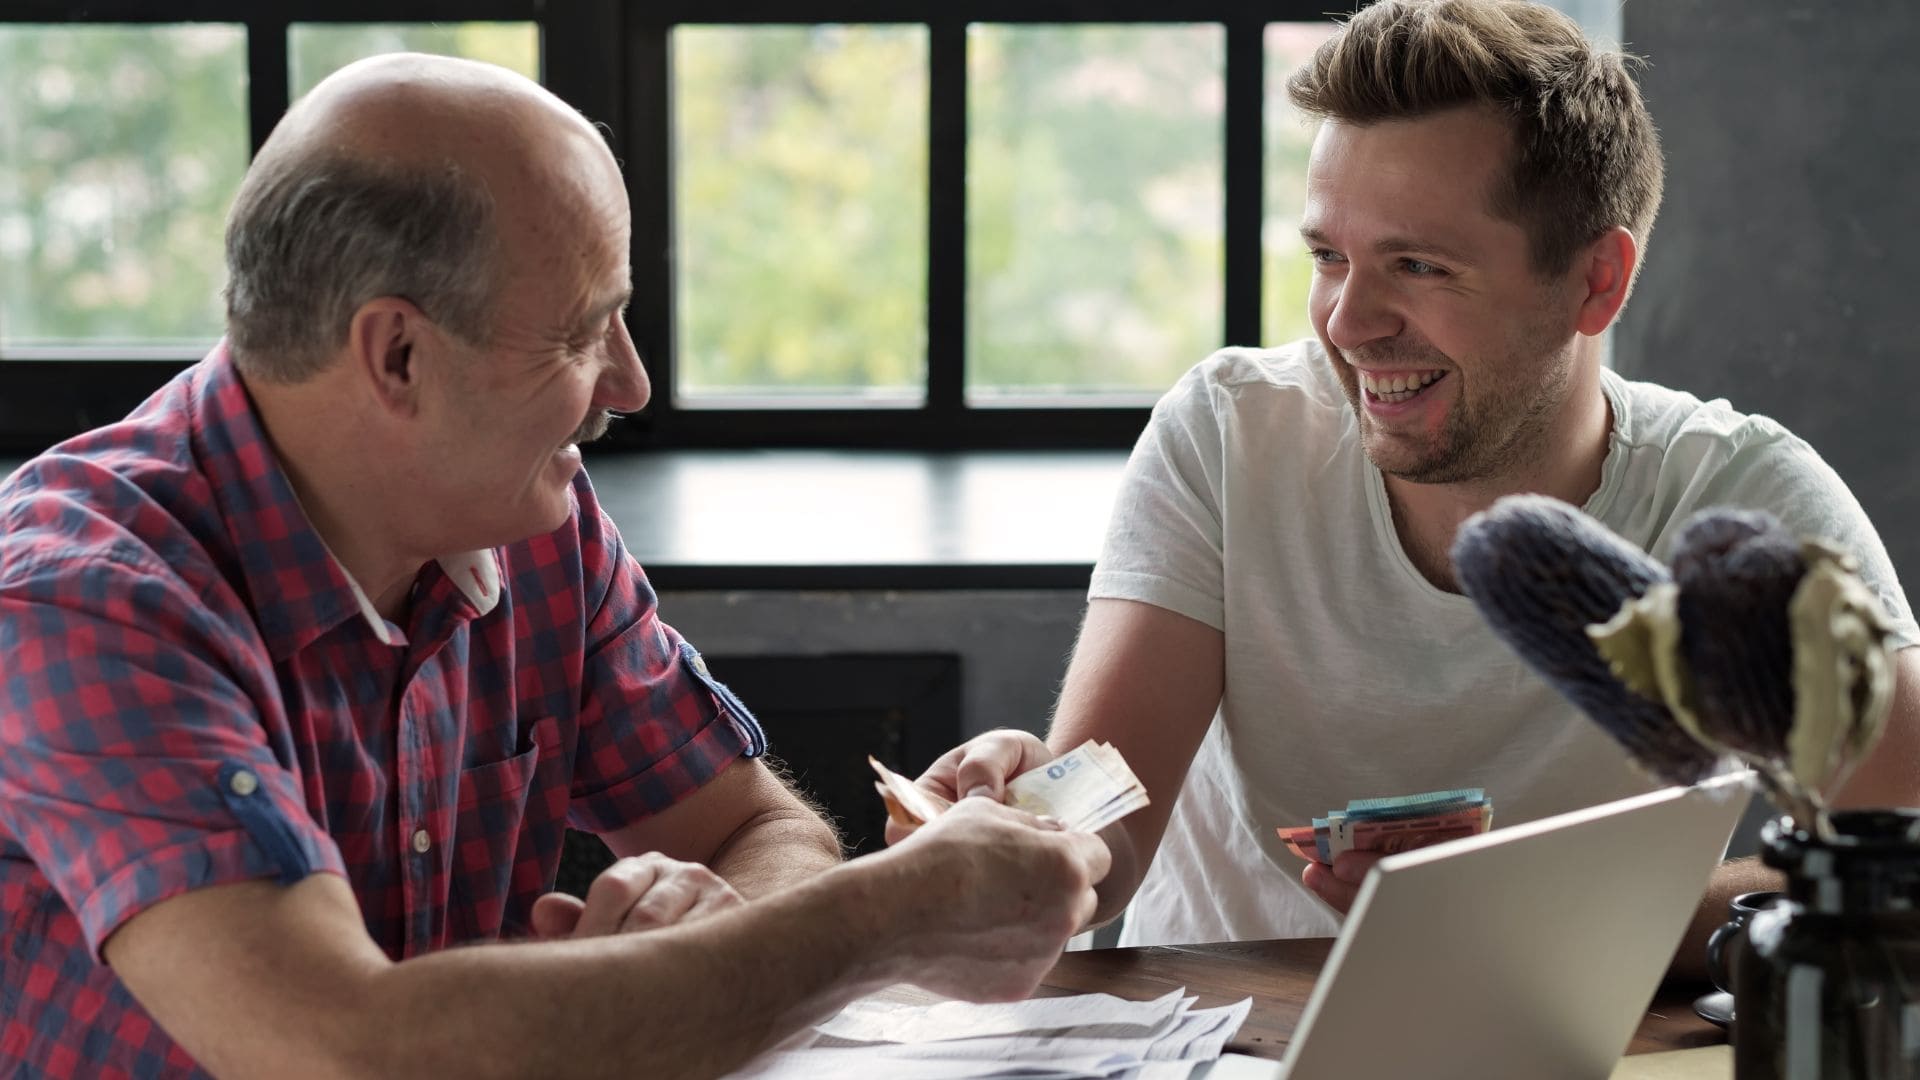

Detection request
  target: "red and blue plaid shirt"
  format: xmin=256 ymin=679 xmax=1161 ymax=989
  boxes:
xmin=0 ymin=342 xmax=765 ymax=1076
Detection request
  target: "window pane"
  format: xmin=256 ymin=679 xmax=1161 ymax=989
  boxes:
xmin=967 ymin=24 xmax=1223 ymax=401
xmin=0 ymin=24 xmax=247 ymax=354
xmin=289 ymin=23 xmax=540 ymax=101
xmin=1263 ymin=22 xmax=1338 ymax=347
xmin=673 ymin=25 xmax=929 ymax=405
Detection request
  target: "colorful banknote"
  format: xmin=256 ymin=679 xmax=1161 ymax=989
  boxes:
xmin=1277 ymin=788 xmax=1493 ymax=866
xmin=870 ymin=740 xmax=1150 ymax=833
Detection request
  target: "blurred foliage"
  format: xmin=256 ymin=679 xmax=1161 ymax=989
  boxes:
xmin=674 ymin=25 xmax=928 ymax=400
xmin=0 ymin=24 xmax=247 ymax=348
xmin=0 ymin=22 xmax=535 ymax=352
xmin=1 ymin=19 xmax=1333 ymax=398
xmin=289 ymin=23 xmax=539 ymax=101
xmin=967 ymin=24 xmax=1221 ymax=398
xmin=1264 ymin=22 xmax=1338 ymax=349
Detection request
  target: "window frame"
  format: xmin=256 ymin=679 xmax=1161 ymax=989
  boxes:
xmin=0 ymin=0 xmax=1342 ymax=454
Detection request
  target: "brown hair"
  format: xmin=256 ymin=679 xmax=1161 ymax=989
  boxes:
xmin=1287 ymin=0 xmax=1663 ymax=278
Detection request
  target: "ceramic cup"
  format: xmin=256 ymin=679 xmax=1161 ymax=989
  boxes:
xmin=1706 ymin=889 xmax=1787 ymax=994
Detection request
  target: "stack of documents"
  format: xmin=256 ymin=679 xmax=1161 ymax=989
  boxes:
xmin=872 ymin=740 xmax=1149 ymax=833
xmin=1276 ymin=788 xmax=1493 ymax=865
xmin=732 ymin=988 xmax=1252 ymax=1079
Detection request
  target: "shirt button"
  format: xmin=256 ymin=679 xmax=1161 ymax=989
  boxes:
xmin=692 ymin=654 xmax=710 ymax=677
xmin=228 ymin=770 xmax=259 ymax=797
xmin=411 ymin=829 xmax=432 ymax=854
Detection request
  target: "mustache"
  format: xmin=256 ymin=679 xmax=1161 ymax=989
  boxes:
xmin=569 ymin=410 xmax=618 ymax=445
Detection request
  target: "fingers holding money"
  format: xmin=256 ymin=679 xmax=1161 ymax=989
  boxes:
xmin=530 ymin=853 xmax=744 ymax=940
xmin=1301 ymin=850 xmax=1382 ymax=914
xmin=879 ymin=735 xmax=1148 ymax=849
xmin=953 ymin=730 xmax=1055 ymax=801
xmin=879 ymin=729 xmax=1055 ymax=845
xmin=913 ymin=729 xmax=1054 ymax=804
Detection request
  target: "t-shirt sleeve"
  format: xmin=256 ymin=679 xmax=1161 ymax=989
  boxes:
xmin=1088 ymin=359 xmax=1230 ymax=631
xmin=562 ymin=473 xmax=766 ymax=834
xmin=1687 ymin=421 xmax=1920 ymax=651
xmin=0 ymin=497 xmax=347 ymax=961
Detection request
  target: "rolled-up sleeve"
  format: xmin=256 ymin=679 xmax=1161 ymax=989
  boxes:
xmin=562 ymin=475 xmax=765 ymax=834
xmin=0 ymin=519 xmax=345 ymax=960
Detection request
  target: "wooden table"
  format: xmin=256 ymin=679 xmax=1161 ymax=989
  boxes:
xmin=1034 ymin=938 xmax=1726 ymax=1062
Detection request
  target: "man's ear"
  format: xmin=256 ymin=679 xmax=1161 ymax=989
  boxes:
xmin=1572 ymin=225 xmax=1637 ymax=337
xmin=345 ymin=297 xmax=433 ymax=419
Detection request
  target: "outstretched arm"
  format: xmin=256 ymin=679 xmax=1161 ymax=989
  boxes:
xmin=106 ymin=798 xmax=1109 ymax=1080
xmin=902 ymin=598 xmax=1224 ymax=929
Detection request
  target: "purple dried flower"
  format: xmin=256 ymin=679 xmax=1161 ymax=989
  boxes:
xmin=1452 ymin=495 xmax=1719 ymax=785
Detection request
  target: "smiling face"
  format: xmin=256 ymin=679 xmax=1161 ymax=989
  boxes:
xmin=1301 ymin=106 xmax=1588 ymax=487
xmin=414 ymin=122 xmax=648 ymax=550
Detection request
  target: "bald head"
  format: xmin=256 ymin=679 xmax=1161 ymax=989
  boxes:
xmin=224 ymin=54 xmax=621 ymax=382
xmin=274 ymin=54 xmax=609 ymax=209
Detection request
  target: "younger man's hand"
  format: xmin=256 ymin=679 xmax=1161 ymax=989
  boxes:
xmin=1300 ymin=850 xmax=1384 ymax=914
xmin=882 ymin=728 xmax=1055 ymax=845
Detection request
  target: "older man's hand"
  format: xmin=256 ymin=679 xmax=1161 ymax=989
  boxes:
xmin=529 ymin=852 xmax=745 ymax=939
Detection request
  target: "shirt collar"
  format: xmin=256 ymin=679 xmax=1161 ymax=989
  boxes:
xmin=190 ymin=342 xmax=502 ymax=657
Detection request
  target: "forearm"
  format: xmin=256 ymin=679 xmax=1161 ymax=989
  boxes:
xmin=709 ymin=807 xmax=843 ymax=899
xmin=1668 ymin=856 xmax=1783 ymax=983
xmin=118 ymin=804 xmax=1097 ymax=1079
xmin=1085 ymin=818 xmax=1157 ymax=929
xmin=361 ymin=859 xmax=899 ymax=1079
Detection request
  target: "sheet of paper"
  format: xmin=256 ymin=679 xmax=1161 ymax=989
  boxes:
xmin=814 ymin=989 xmax=1189 ymax=1044
xmin=733 ymin=988 xmax=1251 ymax=1080
xmin=729 ymin=1046 xmax=1138 ymax=1079
xmin=1189 ymin=1054 xmax=1284 ymax=1080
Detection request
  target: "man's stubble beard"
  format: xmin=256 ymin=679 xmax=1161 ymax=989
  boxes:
xmin=1336 ymin=318 xmax=1577 ymax=488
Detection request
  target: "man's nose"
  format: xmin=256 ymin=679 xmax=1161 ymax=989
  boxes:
xmin=1322 ymin=268 xmax=1405 ymax=352
xmin=599 ymin=315 xmax=650 ymax=414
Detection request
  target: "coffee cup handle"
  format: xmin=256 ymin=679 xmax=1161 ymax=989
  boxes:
xmin=1705 ymin=919 xmax=1737 ymax=993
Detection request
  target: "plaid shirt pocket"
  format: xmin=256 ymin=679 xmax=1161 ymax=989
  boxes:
xmin=447 ymin=716 xmax=566 ymax=943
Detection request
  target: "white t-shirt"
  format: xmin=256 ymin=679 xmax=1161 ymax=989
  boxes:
xmin=1093 ymin=342 xmax=1919 ymax=948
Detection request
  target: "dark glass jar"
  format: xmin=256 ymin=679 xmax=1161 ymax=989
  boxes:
xmin=1734 ymin=810 xmax=1920 ymax=1079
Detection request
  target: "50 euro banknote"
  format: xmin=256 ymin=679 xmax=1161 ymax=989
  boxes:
xmin=870 ymin=740 xmax=1150 ymax=834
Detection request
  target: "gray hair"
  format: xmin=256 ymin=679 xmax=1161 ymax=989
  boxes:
xmin=223 ymin=154 xmax=500 ymax=382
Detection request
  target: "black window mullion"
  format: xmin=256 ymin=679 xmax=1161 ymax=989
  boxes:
xmin=624 ymin=18 xmax=676 ymax=433
xmin=1222 ymin=16 xmax=1264 ymax=348
xmin=924 ymin=18 xmax=966 ymax=415
xmin=542 ymin=1 xmax=625 ymax=160
xmin=247 ymin=15 xmax=291 ymax=155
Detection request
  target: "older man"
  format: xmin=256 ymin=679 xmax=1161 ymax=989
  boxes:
xmin=900 ymin=0 xmax=1920 ymax=978
xmin=0 ymin=55 xmax=1108 ymax=1077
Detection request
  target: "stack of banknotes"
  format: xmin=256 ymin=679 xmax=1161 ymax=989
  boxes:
xmin=870 ymin=740 xmax=1150 ymax=833
xmin=1277 ymin=788 xmax=1493 ymax=866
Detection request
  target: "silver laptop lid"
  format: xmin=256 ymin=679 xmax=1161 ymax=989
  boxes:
xmin=1279 ymin=773 xmax=1750 ymax=1080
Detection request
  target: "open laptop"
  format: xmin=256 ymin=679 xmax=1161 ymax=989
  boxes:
xmin=1204 ymin=773 xmax=1750 ymax=1080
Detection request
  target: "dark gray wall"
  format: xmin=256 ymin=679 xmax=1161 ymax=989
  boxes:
xmin=658 ymin=589 xmax=1088 ymax=741
xmin=1618 ymin=0 xmax=1920 ymax=586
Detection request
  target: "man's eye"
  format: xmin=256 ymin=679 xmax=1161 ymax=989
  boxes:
xmin=1402 ymin=258 xmax=1445 ymax=276
xmin=1308 ymin=248 xmax=1345 ymax=265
